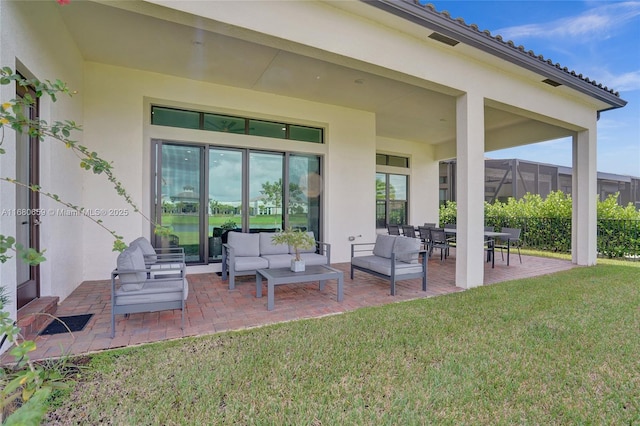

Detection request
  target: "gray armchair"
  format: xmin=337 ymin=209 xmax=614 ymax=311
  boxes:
xmin=111 ymin=243 xmax=188 ymax=338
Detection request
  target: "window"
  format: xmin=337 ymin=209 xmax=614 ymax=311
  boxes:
xmin=376 ymin=154 xmax=409 ymax=228
xmin=376 ymin=153 xmax=409 ymax=168
xmin=376 ymin=172 xmax=408 ymax=228
xmin=152 ymin=106 xmax=323 ymax=143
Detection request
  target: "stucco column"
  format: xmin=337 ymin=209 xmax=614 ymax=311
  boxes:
xmin=455 ymin=93 xmax=486 ymax=288
xmin=572 ymin=128 xmax=597 ymax=265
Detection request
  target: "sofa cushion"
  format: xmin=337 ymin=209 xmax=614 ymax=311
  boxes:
xmin=234 ymin=256 xmax=269 ymax=272
xmin=114 ymin=277 xmax=189 ymax=305
xmin=362 ymin=256 xmax=424 ymax=276
xmin=351 ymin=255 xmax=377 ymax=271
xmin=372 ymin=234 xmax=396 ymax=258
xmin=117 ymin=246 xmax=147 ymax=291
xmin=393 ymin=236 xmax=420 ymax=263
xmin=227 ymin=232 xmax=260 ymax=257
xmin=129 ymin=237 xmax=157 ymax=263
xmin=289 ymin=232 xmax=317 ymax=254
xmin=260 ymin=232 xmax=291 ymax=255
xmin=262 ymin=254 xmax=294 ymax=269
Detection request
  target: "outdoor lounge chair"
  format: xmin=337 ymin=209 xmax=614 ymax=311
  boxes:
xmin=111 ymin=244 xmax=188 ymax=338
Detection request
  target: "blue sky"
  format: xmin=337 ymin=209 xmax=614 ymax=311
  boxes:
xmin=430 ymin=1 xmax=640 ymax=177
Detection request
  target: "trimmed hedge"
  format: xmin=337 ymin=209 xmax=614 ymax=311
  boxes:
xmin=439 ymin=191 xmax=640 ymax=259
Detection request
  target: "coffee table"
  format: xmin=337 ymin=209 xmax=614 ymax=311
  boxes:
xmin=256 ymin=264 xmax=344 ymax=311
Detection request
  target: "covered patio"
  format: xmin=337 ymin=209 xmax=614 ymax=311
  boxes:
xmin=18 ymin=253 xmax=574 ymax=361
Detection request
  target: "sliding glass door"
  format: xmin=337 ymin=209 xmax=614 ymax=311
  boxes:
xmin=289 ymin=154 xmax=321 ymax=237
xmin=158 ymin=144 xmax=203 ymax=263
xmin=249 ymin=152 xmax=284 ymax=232
xmin=153 ymin=141 xmax=322 ymax=264
xmin=208 ymin=148 xmax=242 ymax=261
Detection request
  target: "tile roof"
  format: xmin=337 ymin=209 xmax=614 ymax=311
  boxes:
xmin=417 ymin=2 xmax=621 ymax=98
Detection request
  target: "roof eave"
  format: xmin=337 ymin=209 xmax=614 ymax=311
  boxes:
xmin=362 ymin=0 xmax=627 ymax=111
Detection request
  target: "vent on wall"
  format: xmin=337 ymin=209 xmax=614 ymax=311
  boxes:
xmin=428 ymin=32 xmax=459 ymax=46
xmin=542 ymin=78 xmax=562 ymax=87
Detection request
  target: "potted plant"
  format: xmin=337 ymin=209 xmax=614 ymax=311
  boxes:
xmin=271 ymin=227 xmax=315 ymax=272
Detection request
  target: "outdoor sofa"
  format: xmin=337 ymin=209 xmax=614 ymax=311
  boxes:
xmin=351 ymin=234 xmax=427 ymax=296
xmin=110 ymin=237 xmax=189 ymax=338
xmin=222 ymin=231 xmax=331 ymax=289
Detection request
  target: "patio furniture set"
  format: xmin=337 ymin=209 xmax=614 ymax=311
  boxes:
xmin=109 ymin=228 xmax=521 ymax=335
xmin=388 ymin=223 xmax=522 ymax=266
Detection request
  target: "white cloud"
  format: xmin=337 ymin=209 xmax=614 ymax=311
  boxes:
xmin=595 ymin=70 xmax=640 ymax=92
xmin=495 ymin=2 xmax=640 ymax=42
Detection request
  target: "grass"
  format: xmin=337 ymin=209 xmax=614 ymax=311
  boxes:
xmin=47 ymin=265 xmax=640 ymax=424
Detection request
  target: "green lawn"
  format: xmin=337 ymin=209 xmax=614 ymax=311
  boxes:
xmin=48 ymin=264 xmax=640 ymax=424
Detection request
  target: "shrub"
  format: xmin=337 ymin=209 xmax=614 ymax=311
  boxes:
xmin=440 ymin=191 xmax=640 ymax=258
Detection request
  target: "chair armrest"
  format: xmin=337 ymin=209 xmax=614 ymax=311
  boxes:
xmin=222 ymin=243 xmax=235 ymax=260
xmin=113 ymin=264 xmax=185 ymax=277
xmin=316 ymin=241 xmax=331 ymax=263
xmin=144 ymin=252 xmax=185 ymax=264
xmin=153 ymin=246 xmax=185 ymax=255
xmin=351 ymin=242 xmax=376 ymax=258
xmin=221 ymin=243 xmax=235 ymax=277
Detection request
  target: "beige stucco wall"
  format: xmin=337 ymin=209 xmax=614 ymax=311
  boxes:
xmin=0 ymin=0 xmax=85 ymax=317
xmin=82 ymin=62 xmax=388 ymax=279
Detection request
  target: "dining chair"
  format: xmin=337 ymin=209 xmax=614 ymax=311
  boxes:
xmin=417 ymin=226 xmax=431 ymax=250
xmin=402 ymin=225 xmax=417 ymax=238
xmin=484 ymin=237 xmax=495 ymax=268
xmin=495 ymin=227 xmax=522 ymax=265
xmin=387 ymin=224 xmax=401 ymax=236
xmin=428 ymin=228 xmax=450 ymax=262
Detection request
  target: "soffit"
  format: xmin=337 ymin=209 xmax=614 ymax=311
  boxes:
xmin=58 ymin=1 xmax=569 ymax=146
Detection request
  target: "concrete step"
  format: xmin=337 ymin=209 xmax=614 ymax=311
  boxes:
xmin=17 ymin=296 xmax=59 ymax=341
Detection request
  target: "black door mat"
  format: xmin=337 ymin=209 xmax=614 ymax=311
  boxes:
xmin=39 ymin=314 xmax=93 ymax=335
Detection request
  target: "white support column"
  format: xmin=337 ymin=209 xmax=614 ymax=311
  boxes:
xmin=572 ymin=128 xmax=598 ymax=265
xmin=455 ymin=93 xmax=486 ymax=288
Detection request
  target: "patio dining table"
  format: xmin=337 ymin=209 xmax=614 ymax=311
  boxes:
xmin=443 ymin=229 xmax=511 ymax=262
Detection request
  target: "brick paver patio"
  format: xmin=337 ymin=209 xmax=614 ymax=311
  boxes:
xmin=12 ymin=252 xmax=574 ymax=361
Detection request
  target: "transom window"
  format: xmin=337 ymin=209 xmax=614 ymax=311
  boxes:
xmin=376 ymin=153 xmax=409 ymax=168
xmin=151 ymin=106 xmax=323 ymax=144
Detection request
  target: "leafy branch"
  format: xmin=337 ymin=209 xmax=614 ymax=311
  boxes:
xmin=0 ymin=67 xmax=170 ymax=265
xmin=0 ymin=178 xmax=128 ymax=253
